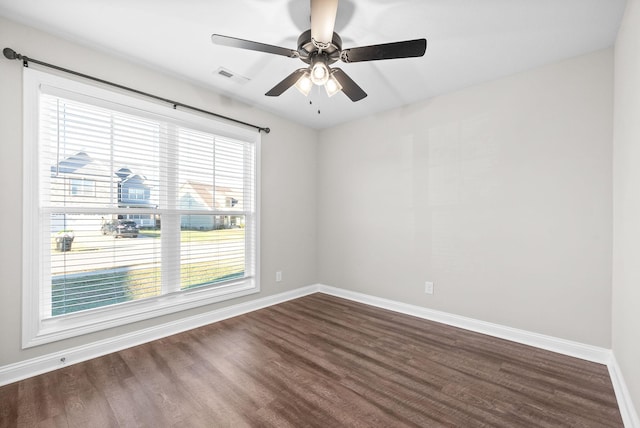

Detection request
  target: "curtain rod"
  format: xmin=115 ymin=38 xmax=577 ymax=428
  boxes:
xmin=3 ymin=47 xmax=270 ymax=134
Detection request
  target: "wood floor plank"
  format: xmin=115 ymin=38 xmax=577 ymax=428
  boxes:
xmin=0 ymin=383 xmax=18 ymax=428
xmin=55 ymin=363 xmax=118 ymax=428
xmin=0 ymin=293 xmax=624 ymax=427
xmin=16 ymin=373 xmax=67 ymax=427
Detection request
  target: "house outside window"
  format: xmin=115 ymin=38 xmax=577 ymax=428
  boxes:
xmin=22 ymin=68 xmax=260 ymax=348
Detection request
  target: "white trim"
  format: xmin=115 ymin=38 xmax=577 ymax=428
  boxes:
xmin=317 ymin=285 xmax=612 ymax=364
xmin=22 ymin=68 xmax=41 ymax=352
xmin=3 ymin=282 xmax=637 ymax=427
xmin=0 ymin=285 xmax=318 ymax=387
xmin=608 ymin=354 xmax=640 ymax=428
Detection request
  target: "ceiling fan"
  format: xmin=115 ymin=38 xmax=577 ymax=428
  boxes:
xmin=211 ymin=0 xmax=427 ymax=102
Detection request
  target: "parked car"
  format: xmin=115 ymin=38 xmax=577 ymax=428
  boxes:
xmin=101 ymin=220 xmax=139 ymax=238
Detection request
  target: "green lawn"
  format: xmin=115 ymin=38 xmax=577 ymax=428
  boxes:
xmin=52 ymin=260 xmax=245 ymax=316
xmin=51 ymin=228 xmax=246 ymax=316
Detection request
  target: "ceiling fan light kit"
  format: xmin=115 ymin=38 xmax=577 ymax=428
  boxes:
xmin=294 ymin=71 xmax=313 ymax=96
xmin=324 ymin=72 xmax=343 ymax=97
xmin=211 ymin=0 xmax=426 ymax=102
xmin=310 ymin=54 xmax=330 ymax=85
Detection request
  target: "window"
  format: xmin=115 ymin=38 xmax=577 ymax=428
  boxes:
xmin=70 ymin=178 xmax=95 ymax=196
xmin=23 ymin=69 xmax=260 ymax=348
xmin=126 ymin=187 xmax=145 ymax=200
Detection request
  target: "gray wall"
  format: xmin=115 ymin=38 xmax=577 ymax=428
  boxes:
xmin=317 ymin=49 xmax=614 ymax=347
xmin=613 ymin=0 xmax=640 ymax=415
xmin=0 ymin=16 xmax=318 ymax=366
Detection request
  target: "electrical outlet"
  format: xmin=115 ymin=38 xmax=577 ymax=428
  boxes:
xmin=424 ymin=281 xmax=434 ymax=295
xmin=276 ymin=271 xmax=282 ymax=282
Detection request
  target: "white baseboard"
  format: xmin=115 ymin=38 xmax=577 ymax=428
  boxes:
xmin=1 ymin=283 xmax=637 ymax=428
xmin=608 ymin=354 xmax=640 ymax=428
xmin=317 ymin=284 xmax=611 ymax=364
xmin=0 ymin=285 xmax=318 ymax=387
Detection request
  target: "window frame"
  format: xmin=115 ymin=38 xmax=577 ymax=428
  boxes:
xmin=22 ymin=68 xmax=261 ymax=349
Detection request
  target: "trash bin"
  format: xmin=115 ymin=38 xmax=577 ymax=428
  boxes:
xmin=55 ymin=235 xmax=74 ymax=252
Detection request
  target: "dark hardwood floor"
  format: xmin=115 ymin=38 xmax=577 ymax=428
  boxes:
xmin=0 ymin=293 xmax=623 ymax=427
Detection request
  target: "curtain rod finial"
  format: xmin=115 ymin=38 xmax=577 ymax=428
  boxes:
xmin=3 ymin=48 xmax=19 ymax=60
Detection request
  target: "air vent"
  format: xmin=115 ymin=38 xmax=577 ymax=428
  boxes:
xmin=214 ymin=67 xmax=250 ymax=85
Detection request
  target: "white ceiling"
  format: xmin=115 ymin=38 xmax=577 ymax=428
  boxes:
xmin=0 ymin=0 xmax=627 ymax=129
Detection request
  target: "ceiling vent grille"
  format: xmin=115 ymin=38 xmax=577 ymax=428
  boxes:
xmin=215 ymin=67 xmax=250 ymax=85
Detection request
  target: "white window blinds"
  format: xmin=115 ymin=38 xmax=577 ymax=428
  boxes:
xmin=23 ymin=69 xmax=259 ymax=347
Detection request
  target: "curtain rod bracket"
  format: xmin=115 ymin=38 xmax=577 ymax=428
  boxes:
xmin=3 ymin=47 xmax=270 ymax=134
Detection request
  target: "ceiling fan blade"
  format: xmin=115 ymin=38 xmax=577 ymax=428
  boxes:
xmin=332 ymin=68 xmax=367 ymax=102
xmin=341 ymin=38 xmax=427 ymax=63
xmin=211 ymin=34 xmax=298 ymax=58
xmin=311 ymin=0 xmax=339 ymax=46
xmin=265 ymin=69 xmax=308 ymax=96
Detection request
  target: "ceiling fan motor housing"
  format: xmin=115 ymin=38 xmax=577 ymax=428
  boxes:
xmin=297 ymin=29 xmax=342 ymax=64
